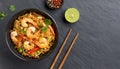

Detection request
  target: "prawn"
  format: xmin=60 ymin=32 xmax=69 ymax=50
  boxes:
xmin=34 ymin=37 xmax=49 ymax=48
xmin=26 ymin=26 xmax=36 ymax=39
xmin=34 ymin=30 xmax=41 ymax=39
xmin=21 ymin=18 xmax=38 ymax=28
xmin=10 ymin=31 xmax=18 ymax=44
xmin=23 ymin=41 xmax=34 ymax=50
xmin=14 ymin=20 xmax=20 ymax=30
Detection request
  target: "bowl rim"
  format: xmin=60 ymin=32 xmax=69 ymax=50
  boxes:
xmin=5 ymin=8 xmax=59 ymax=61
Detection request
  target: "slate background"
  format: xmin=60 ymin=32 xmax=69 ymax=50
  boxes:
xmin=0 ymin=0 xmax=120 ymax=69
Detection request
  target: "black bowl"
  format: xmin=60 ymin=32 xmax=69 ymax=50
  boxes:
xmin=6 ymin=9 xmax=58 ymax=61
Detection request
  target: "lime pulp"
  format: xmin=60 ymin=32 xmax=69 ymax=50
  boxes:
xmin=65 ymin=8 xmax=80 ymax=23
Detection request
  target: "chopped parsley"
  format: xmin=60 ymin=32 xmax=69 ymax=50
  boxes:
xmin=0 ymin=4 xmax=16 ymax=20
xmin=45 ymin=19 xmax=52 ymax=25
xmin=42 ymin=26 xmax=48 ymax=33
xmin=9 ymin=5 xmax=16 ymax=12
xmin=20 ymin=28 xmax=26 ymax=34
xmin=18 ymin=47 xmax=23 ymax=53
xmin=41 ymin=19 xmax=53 ymax=33
xmin=0 ymin=11 xmax=7 ymax=20
xmin=37 ymin=50 xmax=41 ymax=55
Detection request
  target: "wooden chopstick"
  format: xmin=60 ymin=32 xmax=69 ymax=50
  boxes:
xmin=50 ymin=29 xmax=72 ymax=69
xmin=58 ymin=33 xmax=79 ymax=69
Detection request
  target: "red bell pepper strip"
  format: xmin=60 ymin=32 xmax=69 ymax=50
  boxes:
xmin=27 ymin=46 xmax=40 ymax=54
xmin=17 ymin=34 xmax=28 ymax=42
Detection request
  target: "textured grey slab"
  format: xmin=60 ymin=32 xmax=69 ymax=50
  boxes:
xmin=0 ymin=0 xmax=120 ymax=69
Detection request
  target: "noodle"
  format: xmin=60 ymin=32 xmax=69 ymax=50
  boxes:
xmin=10 ymin=12 xmax=55 ymax=58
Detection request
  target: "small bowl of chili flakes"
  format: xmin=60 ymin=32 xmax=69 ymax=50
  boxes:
xmin=46 ymin=0 xmax=63 ymax=9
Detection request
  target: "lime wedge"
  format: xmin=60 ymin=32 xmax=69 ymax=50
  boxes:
xmin=65 ymin=8 xmax=80 ymax=23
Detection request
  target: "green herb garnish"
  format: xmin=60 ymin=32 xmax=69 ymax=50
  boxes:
xmin=45 ymin=19 xmax=52 ymax=25
xmin=0 ymin=11 xmax=7 ymax=20
xmin=37 ymin=50 xmax=41 ymax=55
xmin=48 ymin=37 xmax=52 ymax=42
xmin=20 ymin=28 xmax=26 ymax=34
xmin=42 ymin=26 xmax=48 ymax=33
xmin=38 ymin=25 xmax=43 ymax=29
xmin=18 ymin=47 xmax=23 ymax=53
xmin=9 ymin=5 xmax=16 ymax=12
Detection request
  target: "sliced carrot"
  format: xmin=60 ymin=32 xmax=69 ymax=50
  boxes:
xmin=17 ymin=36 xmax=22 ymax=42
xmin=48 ymin=25 xmax=55 ymax=36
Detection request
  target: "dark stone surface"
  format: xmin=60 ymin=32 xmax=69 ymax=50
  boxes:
xmin=0 ymin=0 xmax=120 ymax=69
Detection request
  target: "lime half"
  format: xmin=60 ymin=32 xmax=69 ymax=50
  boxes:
xmin=65 ymin=8 xmax=80 ymax=23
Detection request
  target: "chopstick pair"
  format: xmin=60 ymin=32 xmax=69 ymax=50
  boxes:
xmin=50 ymin=28 xmax=79 ymax=69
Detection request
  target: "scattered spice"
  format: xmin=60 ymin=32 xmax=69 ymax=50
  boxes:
xmin=47 ymin=0 xmax=63 ymax=9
